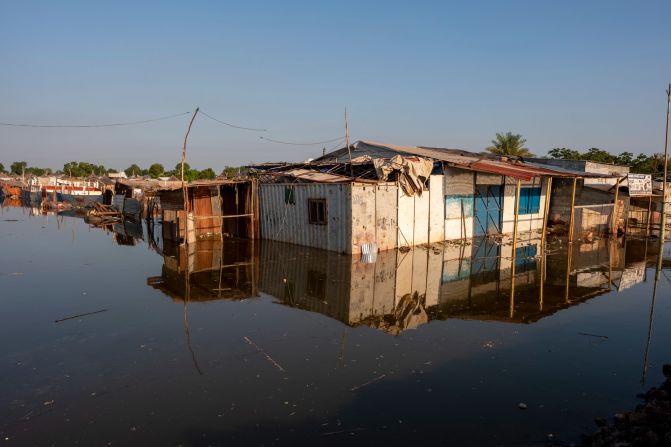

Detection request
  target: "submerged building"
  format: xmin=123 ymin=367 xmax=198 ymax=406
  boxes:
xmin=254 ymin=141 xmax=613 ymax=254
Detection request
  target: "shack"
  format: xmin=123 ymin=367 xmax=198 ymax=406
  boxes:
xmin=254 ymin=140 xmax=601 ymax=254
xmin=154 ymin=179 xmax=259 ymax=244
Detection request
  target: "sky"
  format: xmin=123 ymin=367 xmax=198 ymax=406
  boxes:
xmin=1 ymin=0 xmax=670 ymax=172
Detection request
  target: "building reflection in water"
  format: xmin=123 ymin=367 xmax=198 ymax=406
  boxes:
xmin=147 ymin=234 xmax=661 ymax=335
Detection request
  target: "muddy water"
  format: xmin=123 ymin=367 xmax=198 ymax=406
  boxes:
xmin=1 ymin=203 xmax=670 ymax=446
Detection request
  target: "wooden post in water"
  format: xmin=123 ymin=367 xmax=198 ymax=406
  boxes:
xmin=612 ymin=177 xmax=620 ymax=235
xmin=567 ymin=177 xmax=579 ymax=244
xmin=541 ymin=176 xmax=552 ymax=250
xmin=646 ymin=195 xmax=652 ymax=236
xmin=509 ymin=178 xmax=522 ymax=319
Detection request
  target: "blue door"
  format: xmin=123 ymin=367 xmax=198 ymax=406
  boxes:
xmin=474 ymin=185 xmax=502 ymax=236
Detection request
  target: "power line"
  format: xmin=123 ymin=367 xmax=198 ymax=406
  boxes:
xmin=260 ymin=135 xmax=345 ymax=146
xmin=199 ymin=110 xmax=267 ymax=132
xmin=0 ymin=112 xmax=191 ymax=128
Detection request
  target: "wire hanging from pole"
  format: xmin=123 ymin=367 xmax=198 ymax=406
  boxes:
xmin=0 ymin=112 xmax=191 ymax=128
xmin=199 ymin=110 xmax=268 ymax=132
xmin=259 ymin=135 xmax=346 ymax=146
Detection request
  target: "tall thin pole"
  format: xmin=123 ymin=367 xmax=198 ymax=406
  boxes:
xmin=181 ymin=107 xmax=200 ymax=185
xmin=658 ymin=84 xmax=670 ymax=245
xmin=345 ymin=108 xmax=353 ymax=178
xmin=181 ymin=108 xmax=199 ymax=246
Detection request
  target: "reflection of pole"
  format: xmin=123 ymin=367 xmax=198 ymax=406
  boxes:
xmin=568 ymin=177 xmax=578 ymax=243
xmin=510 ymin=178 xmax=522 ymax=319
xmin=564 ymin=241 xmax=573 ymax=304
xmin=647 ymin=195 xmax=653 ymax=237
xmin=539 ymin=251 xmax=545 ymax=311
xmin=642 ymin=250 xmax=662 ymax=385
xmin=184 ymin=259 xmax=204 ymax=375
xmin=541 ymin=176 xmax=553 ymax=251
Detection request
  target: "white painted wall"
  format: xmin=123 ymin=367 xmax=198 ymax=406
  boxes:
xmin=501 ymin=177 xmax=548 ymax=234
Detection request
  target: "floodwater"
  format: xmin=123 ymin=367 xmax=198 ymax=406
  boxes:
xmin=1 ymin=202 xmax=670 ymax=446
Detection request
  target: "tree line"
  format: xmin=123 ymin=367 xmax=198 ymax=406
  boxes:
xmin=0 ymin=161 xmax=243 ymax=179
xmin=487 ymin=132 xmax=668 ymax=174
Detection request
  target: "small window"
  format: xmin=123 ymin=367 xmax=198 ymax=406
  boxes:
xmin=518 ymin=187 xmax=541 ymax=214
xmin=308 ymin=199 xmax=327 ymax=224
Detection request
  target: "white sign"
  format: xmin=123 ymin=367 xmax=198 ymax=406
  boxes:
xmin=627 ymin=173 xmax=652 ymax=196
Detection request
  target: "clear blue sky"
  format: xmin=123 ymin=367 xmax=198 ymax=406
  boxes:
xmin=1 ymin=0 xmax=670 ymax=172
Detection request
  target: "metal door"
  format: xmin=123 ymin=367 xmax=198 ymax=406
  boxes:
xmin=474 ymin=185 xmax=502 ymax=236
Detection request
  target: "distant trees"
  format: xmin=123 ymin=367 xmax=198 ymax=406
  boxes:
xmin=7 ymin=161 xmax=52 ymax=176
xmin=10 ymin=161 xmax=27 ymax=175
xmin=486 ymin=132 xmax=533 ymax=157
xmin=0 ymin=163 xmax=4 ymax=173
xmin=198 ymin=168 xmax=216 ymax=180
xmin=62 ymin=161 xmax=106 ymax=177
xmin=547 ymin=147 xmax=668 ymax=174
xmin=147 ymin=163 xmax=164 ymax=179
xmin=124 ymin=164 xmax=143 ymax=177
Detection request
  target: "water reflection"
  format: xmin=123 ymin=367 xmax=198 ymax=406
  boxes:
xmin=148 ymin=235 xmax=661 ymax=334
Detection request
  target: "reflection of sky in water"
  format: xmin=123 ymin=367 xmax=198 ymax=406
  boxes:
xmin=1 ymin=204 xmax=670 ymax=446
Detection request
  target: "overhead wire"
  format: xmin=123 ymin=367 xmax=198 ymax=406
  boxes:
xmin=0 ymin=112 xmax=191 ymax=128
xmin=259 ymin=135 xmax=346 ymax=146
xmin=199 ymin=110 xmax=268 ymax=132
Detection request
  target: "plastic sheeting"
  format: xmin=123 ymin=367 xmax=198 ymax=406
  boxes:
xmin=373 ymin=155 xmax=433 ymax=196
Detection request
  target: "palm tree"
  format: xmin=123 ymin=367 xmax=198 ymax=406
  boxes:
xmin=486 ymin=132 xmax=533 ymax=157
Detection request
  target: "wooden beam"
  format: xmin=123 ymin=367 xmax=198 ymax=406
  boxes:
xmin=567 ymin=177 xmax=579 ymax=243
xmin=510 ymin=178 xmax=522 ymax=319
xmin=612 ymin=177 xmax=620 ymax=234
xmin=541 ymin=176 xmax=553 ymax=250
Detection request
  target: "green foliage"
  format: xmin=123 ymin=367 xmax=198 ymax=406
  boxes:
xmin=63 ymin=161 xmax=106 ymax=177
xmin=221 ymin=166 xmax=241 ymax=178
xmin=545 ymin=147 xmax=669 ymax=175
xmin=124 ymin=164 xmax=143 ymax=177
xmin=147 ymin=163 xmax=164 ymax=179
xmin=198 ymin=168 xmax=216 ymax=180
xmin=486 ymin=132 xmax=533 ymax=157
xmin=548 ymin=148 xmax=581 ymax=160
xmin=10 ymin=161 xmax=28 ymax=175
xmin=0 ymin=163 xmax=4 ymax=173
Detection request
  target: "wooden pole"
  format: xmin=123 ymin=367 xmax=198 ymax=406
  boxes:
xmin=656 ymin=84 xmax=671 ymax=278
xmin=568 ymin=177 xmax=579 ymax=244
xmin=345 ymin=108 xmax=353 ymax=178
xmin=646 ymin=195 xmax=652 ymax=236
xmin=612 ymin=177 xmax=620 ymax=235
xmin=510 ymin=178 xmax=522 ymax=319
xmin=181 ymin=108 xmax=199 ymax=185
xmin=181 ymin=108 xmax=199 ymax=245
xmin=541 ymin=176 xmax=552 ymax=250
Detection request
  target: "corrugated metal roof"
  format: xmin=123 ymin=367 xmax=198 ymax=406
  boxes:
xmin=269 ymin=168 xmax=379 ymax=184
xmin=337 ymin=140 xmax=616 ymax=180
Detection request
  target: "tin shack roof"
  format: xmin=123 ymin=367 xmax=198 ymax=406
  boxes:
xmin=316 ymin=140 xmax=615 ymax=181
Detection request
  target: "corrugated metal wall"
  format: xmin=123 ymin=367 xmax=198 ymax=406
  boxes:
xmin=259 ymin=183 xmax=352 ymax=253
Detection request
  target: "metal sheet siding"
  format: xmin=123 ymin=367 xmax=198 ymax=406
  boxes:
xmin=260 ymin=183 xmax=352 ymax=253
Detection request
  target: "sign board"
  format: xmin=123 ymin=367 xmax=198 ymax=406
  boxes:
xmin=627 ymin=173 xmax=652 ymax=196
